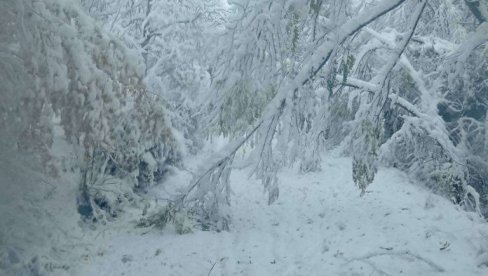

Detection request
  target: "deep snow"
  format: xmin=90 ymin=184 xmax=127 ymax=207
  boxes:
xmin=74 ymin=154 xmax=488 ymax=275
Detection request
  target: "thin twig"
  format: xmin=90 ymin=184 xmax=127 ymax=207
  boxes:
xmin=207 ymin=261 xmax=217 ymax=276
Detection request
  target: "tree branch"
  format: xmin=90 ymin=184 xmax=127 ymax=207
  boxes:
xmin=370 ymin=1 xmax=427 ymax=118
xmin=464 ymin=0 xmax=487 ymax=23
xmin=301 ymin=0 xmax=409 ymax=86
xmin=183 ymin=0 xmax=410 ymax=213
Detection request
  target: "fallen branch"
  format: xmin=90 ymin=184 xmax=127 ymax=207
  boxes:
xmin=347 ymin=250 xmax=445 ymax=273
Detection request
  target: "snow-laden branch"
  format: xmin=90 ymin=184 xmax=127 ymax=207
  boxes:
xmin=448 ymin=22 xmax=488 ymax=77
xmin=336 ymin=75 xmax=378 ymax=93
xmin=368 ymin=1 xmax=427 ymax=118
xmin=335 ymin=75 xmax=420 ymax=117
xmin=362 ymin=12 xmax=439 ymax=117
xmin=140 ymin=13 xmax=202 ymax=48
xmin=300 ymin=0 xmax=408 ymax=86
xmin=182 ymin=120 xmax=263 ymax=204
xmin=331 ymin=1 xmax=429 ymax=122
xmin=183 ymin=0 xmax=410 ymax=223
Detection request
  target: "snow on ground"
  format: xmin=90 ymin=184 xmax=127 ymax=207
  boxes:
xmin=76 ymin=154 xmax=488 ymax=275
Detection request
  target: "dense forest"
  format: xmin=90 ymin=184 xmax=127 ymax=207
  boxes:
xmin=1 ymin=0 xmax=488 ymax=275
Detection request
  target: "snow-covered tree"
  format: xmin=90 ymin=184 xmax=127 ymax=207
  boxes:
xmin=185 ymin=0 xmax=488 ymax=228
xmin=81 ymin=0 xmax=226 ymax=153
xmin=0 ymin=0 xmax=180 ymax=271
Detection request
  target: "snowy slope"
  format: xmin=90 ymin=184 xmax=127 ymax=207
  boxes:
xmin=75 ymin=154 xmax=488 ymax=275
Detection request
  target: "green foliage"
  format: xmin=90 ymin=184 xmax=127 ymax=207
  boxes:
xmin=309 ymin=0 xmax=322 ymax=14
xmin=352 ymin=120 xmax=382 ymax=194
xmin=286 ymin=7 xmax=302 ymax=55
xmin=341 ymin=54 xmax=355 ymax=85
xmin=329 ymin=104 xmax=352 ymax=119
xmin=327 ymin=75 xmax=336 ymax=95
xmin=137 ymin=203 xmax=195 ymax=234
xmin=352 ymin=159 xmax=376 ymax=194
xmin=430 ymin=171 xmax=464 ymax=204
xmin=291 ymin=14 xmax=300 ymax=54
xmin=219 ymin=82 xmax=276 ymax=137
xmin=327 ymin=60 xmax=338 ymax=95
xmin=326 ymin=54 xmax=355 ymax=95
xmin=360 ymin=120 xmax=382 ymax=156
xmin=395 ymin=70 xmax=419 ymax=102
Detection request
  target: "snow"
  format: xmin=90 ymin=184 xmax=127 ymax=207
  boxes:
xmin=74 ymin=153 xmax=488 ymax=275
xmin=142 ymin=152 xmax=157 ymax=168
xmin=3 ymin=0 xmax=488 ymax=274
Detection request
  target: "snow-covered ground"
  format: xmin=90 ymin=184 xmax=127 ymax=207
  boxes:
xmin=75 ymin=154 xmax=488 ymax=275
